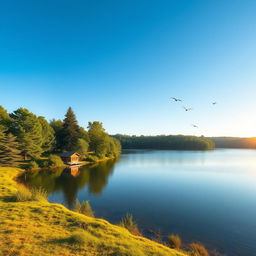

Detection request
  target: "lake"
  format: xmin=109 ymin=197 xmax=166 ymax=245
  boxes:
xmin=23 ymin=149 xmax=256 ymax=256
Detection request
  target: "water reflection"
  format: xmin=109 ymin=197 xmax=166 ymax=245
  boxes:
xmin=22 ymin=150 xmax=256 ymax=255
xmin=23 ymin=159 xmax=117 ymax=208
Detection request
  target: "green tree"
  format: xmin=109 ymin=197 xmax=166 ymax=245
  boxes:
xmin=107 ymin=137 xmax=121 ymax=157
xmin=62 ymin=107 xmax=80 ymax=151
xmin=78 ymin=126 xmax=90 ymax=143
xmin=50 ymin=119 xmax=64 ymax=151
xmin=75 ymin=138 xmax=89 ymax=157
xmin=9 ymin=108 xmax=43 ymax=160
xmin=38 ymin=116 xmax=55 ymax=153
xmin=0 ymin=105 xmax=11 ymax=132
xmin=0 ymin=133 xmax=21 ymax=167
xmin=88 ymin=122 xmax=121 ymax=159
xmin=88 ymin=121 xmax=108 ymax=158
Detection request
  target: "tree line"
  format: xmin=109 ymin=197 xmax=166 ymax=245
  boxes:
xmin=113 ymin=134 xmax=215 ymax=150
xmin=207 ymin=137 xmax=256 ymax=149
xmin=0 ymin=106 xmax=121 ymax=167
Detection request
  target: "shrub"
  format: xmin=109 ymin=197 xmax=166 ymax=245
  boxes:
xmin=16 ymin=186 xmax=32 ymax=201
xmin=68 ymin=231 xmax=87 ymax=244
xmin=73 ymin=200 xmax=94 ymax=217
xmin=168 ymin=234 xmax=182 ymax=249
xmin=73 ymin=199 xmax=81 ymax=212
xmin=31 ymin=187 xmax=48 ymax=202
xmin=119 ymin=213 xmax=141 ymax=236
xmin=189 ymin=243 xmax=209 ymax=256
xmin=48 ymin=154 xmax=64 ymax=167
xmin=27 ymin=161 xmax=39 ymax=170
xmin=80 ymin=201 xmax=94 ymax=217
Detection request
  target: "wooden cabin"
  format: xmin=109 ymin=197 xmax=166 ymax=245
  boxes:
xmin=60 ymin=152 xmax=80 ymax=165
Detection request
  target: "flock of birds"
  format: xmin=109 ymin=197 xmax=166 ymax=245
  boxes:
xmin=171 ymin=97 xmax=217 ymax=129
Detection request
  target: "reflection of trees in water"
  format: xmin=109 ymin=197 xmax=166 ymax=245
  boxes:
xmin=87 ymin=159 xmax=115 ymax=194
xmin=56 ymin=167 xmax=90 ymax=208
xmin=23 ymin=159 xmax=117 ymax=208
xmin=23 ymin=167 xmax=65 ymax=193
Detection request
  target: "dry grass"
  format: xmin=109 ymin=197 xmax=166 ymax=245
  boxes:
xmin=168 ymin=234 xmax=182 ymax=249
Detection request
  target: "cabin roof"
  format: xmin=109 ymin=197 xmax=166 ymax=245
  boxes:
xmin=59 ymin=152 xmax=80 ymax=157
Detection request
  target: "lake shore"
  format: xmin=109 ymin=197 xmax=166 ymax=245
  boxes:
xmin=0 ymin=166 xmax=187 ymax=256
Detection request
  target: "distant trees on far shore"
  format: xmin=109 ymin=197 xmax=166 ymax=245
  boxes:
xmin=208 ymin=137 xmax=256 ymax=149
xmin=113 ymin=134 xmax=215 ymax=150
xmin=0 ymin=105 xmax=121 ymax=167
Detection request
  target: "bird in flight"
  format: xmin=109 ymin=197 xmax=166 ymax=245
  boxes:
xmin=183 ymin=106 xmax=192 ymax=111
xmin=192 ymin=124 xmax=198 ymax=128
xmin=212 ymin=102 xmax=217 ymax=105
xmin=171 ymin=97 xmax=182 ymax=102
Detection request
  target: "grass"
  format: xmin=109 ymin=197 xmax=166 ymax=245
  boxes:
xmin=16 ymin=186 xmax=48 ymax=202
xmin=31 ymin=187 xmax=48 ymax=202
xmin=189 ymin=243 xmax=209 ymax=256
xmin=168 ymin=234 xmax=182 ymax=250
xmin=74 ymin=199 xmax=94 ymax=217
xmin=0 ymin=167 xmax=188 ymax=256
xmin=119 ymin=213 xmax=141 ymax=236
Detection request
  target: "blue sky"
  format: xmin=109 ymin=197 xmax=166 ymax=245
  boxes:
xmin=0 ymin=0 xmax=256 ymax=136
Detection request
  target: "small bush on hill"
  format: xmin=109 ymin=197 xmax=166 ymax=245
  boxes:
xmin=31 ymin=187 xmax=48 ymax=202
xmin=73 ymin=199 xmax=81 ymax=212
xmin=16 ymin=186 xmax=32 ymax=201
xmin=80 ymin=201 xmax=94 ymax=217
xmin=189 ymin=242 xmax=209 ymax=256
xmin=119 ymin=213 xmax=141 ymax=236
xmin=168 ymin=234 xmax=182 ymax=249
xmin=48 ymin=154 xmax=64 ymax=167
xmin=73 ymin=199 xmax=94 ymax=217
xmin=68 ymin=231 xmax=87 ymax=244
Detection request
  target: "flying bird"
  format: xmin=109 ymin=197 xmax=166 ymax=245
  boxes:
xmin=192 ymin=124 xmax=198 ymax=128
xmin=171 ymin=97 xmax=182 ymax=102
xmin=212 ymin=102 xmax=217 ymax=105
xmin=183 ymin=106 xmax=192 ymax=111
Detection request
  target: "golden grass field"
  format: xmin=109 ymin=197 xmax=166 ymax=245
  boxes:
xmin=0 ymin=167 xmax=188 ymax=256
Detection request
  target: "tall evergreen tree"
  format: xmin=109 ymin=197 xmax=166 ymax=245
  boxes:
xmin=0 ymin=133 xmax=22 ymax=167
xmin=62 ymin=107 xmax=80 ymax=151
xmin=38 ymin=116 xmax=55 ymax=153
xmin=9 ymin=108 xmax=43 ymax=160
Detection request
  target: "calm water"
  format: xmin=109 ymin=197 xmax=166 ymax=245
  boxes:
xmin=23 ymin=149 xmax=256 ymax=256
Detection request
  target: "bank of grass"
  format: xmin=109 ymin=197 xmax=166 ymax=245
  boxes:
xmin=0 ymin=167 xmax=188 ymax=256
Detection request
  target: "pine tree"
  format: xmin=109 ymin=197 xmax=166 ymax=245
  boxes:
xmin=0 ymin=133 xmax=22 ymax=167
xmin=62 ymin=107 xmax=80 ymax=151
xmin=9 ymin=108 xmax=43 ymax=160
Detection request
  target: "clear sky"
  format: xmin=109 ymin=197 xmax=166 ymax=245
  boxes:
xmin=0 ymin=0 xmax=256 ymax=137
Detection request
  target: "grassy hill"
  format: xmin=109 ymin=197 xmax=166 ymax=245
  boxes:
xmin=0 ymin=167 xmax=187 ymax=256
